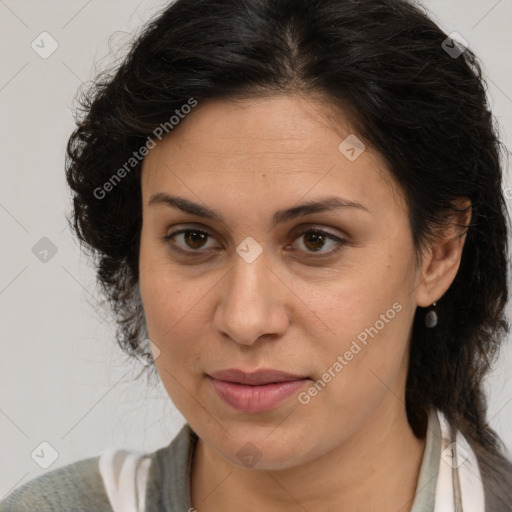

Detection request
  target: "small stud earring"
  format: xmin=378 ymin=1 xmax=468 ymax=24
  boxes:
xmin=425 ymin=301 xmax=438 ymax=328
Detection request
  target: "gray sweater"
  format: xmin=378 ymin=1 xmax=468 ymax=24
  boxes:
xmin=1 ymin=415 xmax=442 ymax=511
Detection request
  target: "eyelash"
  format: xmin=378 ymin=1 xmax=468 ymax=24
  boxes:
xmin=161 ymin=227 xmax=347 ymax=258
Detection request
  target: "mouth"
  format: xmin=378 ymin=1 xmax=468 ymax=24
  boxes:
xmin=206 ymin=368 xmax=310 ymax=413
xmin=208 ymin=368 xmax=308 ymax=385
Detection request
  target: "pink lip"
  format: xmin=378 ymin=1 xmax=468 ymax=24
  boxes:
xmin=209 ymin=368 xmax=307 ymax=385
xmin=207 ymin=369 xmax=309 ymax=413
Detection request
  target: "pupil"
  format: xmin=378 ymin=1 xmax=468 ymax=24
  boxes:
xmin=185 ymin=231 xmax=206 ymax=249
xmin=305 ymin=232 xmax=324 ymax=251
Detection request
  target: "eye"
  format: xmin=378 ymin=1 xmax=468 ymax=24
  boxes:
xmin=161 ymin=227 xmax=347 ymax=257
xmin=162 ymin=228 xmax=217 ymax=254
xmin=288 ymin=228 xmax=347 ymax=256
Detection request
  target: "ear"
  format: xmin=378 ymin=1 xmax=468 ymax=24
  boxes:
xmin=415 ymin=198 xmax=472 ymax=308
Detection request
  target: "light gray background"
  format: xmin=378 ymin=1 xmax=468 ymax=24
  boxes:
xmin=1 ymin=0 xmax=511 ymax=499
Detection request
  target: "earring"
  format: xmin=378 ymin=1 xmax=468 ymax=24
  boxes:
xmin=424 ymin=301 xmax=438 ymax=328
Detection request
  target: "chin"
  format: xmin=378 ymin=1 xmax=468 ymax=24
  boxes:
xmin=217 ymin=432 xmax=316 ymax=471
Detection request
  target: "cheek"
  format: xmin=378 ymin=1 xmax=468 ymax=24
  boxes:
xmin=139 ymin=260 xmax=209 ymax=415
xmin=138 ymin=248 xmax=226 ymax=406
xmin=140 ymin=273 xmax=202 ymax=363
xmin=139 ymin=230 xmax=187 ymax=328
xmin=308 ymin=247 xmax=415 ymax=397
xmin=139 ymin=237 xmax=200 ymax=366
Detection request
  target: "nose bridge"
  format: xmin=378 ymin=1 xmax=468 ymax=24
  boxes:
xmin=230 ymin=247 xmax=268 ymax=303
xmin=213 ymin=245 xmax=288 ymax=345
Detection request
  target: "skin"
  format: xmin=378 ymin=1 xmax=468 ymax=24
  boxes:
xmin=138 ymin=94 xmax=471 ymax=512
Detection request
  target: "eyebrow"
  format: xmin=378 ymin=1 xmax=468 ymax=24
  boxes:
xmin=148 ymin=192 xmax=370 ymax=228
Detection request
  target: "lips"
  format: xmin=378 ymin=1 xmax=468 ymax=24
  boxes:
xmin=208 ymin=368 xmax=307 ymax=385
xmin=207 ymin=368 xmax=309 ymax=413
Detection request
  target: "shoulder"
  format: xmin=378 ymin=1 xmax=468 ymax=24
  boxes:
xmin=0 ymin=456 xmax=113 ymax=512
xmin=0 ymin=424 xmax=198 ymax=512
xmin=471 ymin=441 xmax=512 ymax=512
xmin=144 ymin=423 xmax=199 ymax=511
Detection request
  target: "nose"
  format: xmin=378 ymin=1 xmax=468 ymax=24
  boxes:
xmin=212 ymin=252 xmax=290 ymax=346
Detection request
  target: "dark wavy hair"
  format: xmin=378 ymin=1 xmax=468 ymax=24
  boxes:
xmin=65 ymin=0 xmax=512 ymax=507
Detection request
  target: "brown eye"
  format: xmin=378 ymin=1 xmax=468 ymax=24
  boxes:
xmin=302 ymin=231 xmax=328 ymax=252
xmin=162 ymin=227 xmax=347 ymax=257
xmin=291 ymin=229 xmax=347 ymax=256
xmin=181 ymin=230 xmax=209 ymax=250
xmin=163 ymin=229 xmax=215 ymax=253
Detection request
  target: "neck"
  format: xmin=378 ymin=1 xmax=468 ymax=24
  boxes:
xmin=190 ymin=401 xmax=427 ymax=512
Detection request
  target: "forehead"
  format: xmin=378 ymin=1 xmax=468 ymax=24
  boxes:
xmin=140 ymin=95 xmax=405 ymax=215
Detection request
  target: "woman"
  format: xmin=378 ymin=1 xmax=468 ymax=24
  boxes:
xmin=2 ymin=0 xmax=511 ymax=510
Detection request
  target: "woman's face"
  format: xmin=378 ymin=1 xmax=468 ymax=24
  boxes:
xmin=139 ymin=94 xmax=423 ymax=470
